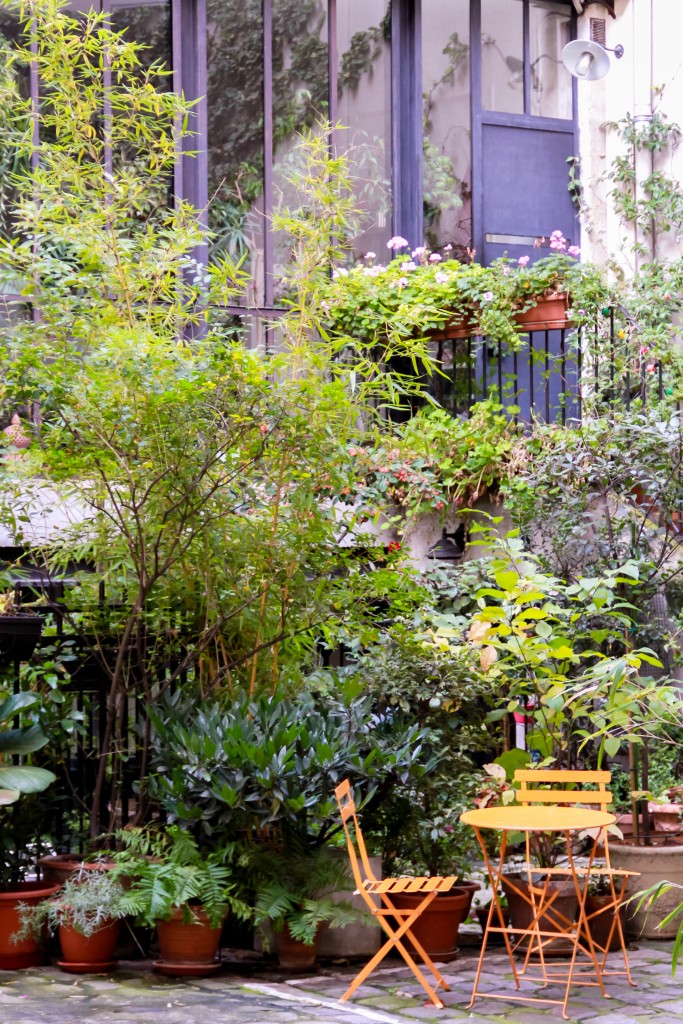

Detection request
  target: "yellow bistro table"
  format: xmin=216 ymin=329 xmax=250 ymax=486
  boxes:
xmin=461 ymin=805 xmax=616 ymax=1020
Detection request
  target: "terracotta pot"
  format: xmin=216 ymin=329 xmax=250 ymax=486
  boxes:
xmin=584 ymin=894 xmax=622 ymax=953
xmin=390 ymin=881 xmax=480 ymax=962
xmin=59 ymin=919 xmax=120 ymax=966
xmin=513 ymin=292 xmax=571 ymax=331
xmin=427 ymin=309 xmax=480 ymax=341
xmin=648 ymin=802 xmax=683 ymax=833
xmin=37 ymin=853 xmax=116 ymax=887
xmin=0 ymin=881 xmax=61 ymax=969
xmin=608 ymin=838 xmax=683 ymax=938
xmin=501 ymin=873 xmax=578 ymax=957
xmin=275 ymin=921 xmax=320 ymax=970
xmin=155 ymin=906 xmax=224 ymax=972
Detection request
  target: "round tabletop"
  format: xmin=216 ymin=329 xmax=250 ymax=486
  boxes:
xmin=461 ymin=805 xmax=615 ymax=832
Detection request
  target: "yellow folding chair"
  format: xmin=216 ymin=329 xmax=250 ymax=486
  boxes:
xmin=513 ymin=768 xmax=639 ymax=986
xmin=335 ymin=779 xmax=457 ymax=1009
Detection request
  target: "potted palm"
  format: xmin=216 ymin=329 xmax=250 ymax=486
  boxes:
xmin=114 ymin=825 xmax=250 ymax=976
xmin=14 ymin=868 xmax=129 ymax=973
xmin=0 ymin=689 xmax=58 ymax=969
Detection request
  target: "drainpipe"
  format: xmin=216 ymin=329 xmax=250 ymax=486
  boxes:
xmin=631 ymin=0 xmax=655 ymax=267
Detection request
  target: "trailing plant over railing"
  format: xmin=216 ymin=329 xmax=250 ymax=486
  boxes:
xmin=321 ymin=236 xmax=614 ymax=352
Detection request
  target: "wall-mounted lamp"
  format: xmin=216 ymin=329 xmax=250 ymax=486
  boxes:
xmin=561 ymin=39 xmax=624 ymax=81
xmin=427 ymin=524 xmax=467 ymax=564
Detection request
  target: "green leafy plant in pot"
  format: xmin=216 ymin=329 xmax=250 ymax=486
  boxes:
xmin=252 ymin=842 xmax=363 ymax=970
xmin=0 ymin=689 xmax=58 ymax=969
xmin=113 ymin=826 xmax=250 ymax=977
xmin=14 ymin=868 xmax=129 ymax=973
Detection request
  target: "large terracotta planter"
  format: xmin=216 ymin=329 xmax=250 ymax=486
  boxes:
xmin=609 ymin=838 xmax=683 ymax=938
xmin=0 ymin=881 xmax=61 ymax=969
xmin=648 ymin=802 xmax=683 ymax=833
xmin=514 ymin=292 xmax=571 ymax=331
xmin=154 ymin=906 xmax=225 ymax=975
xmin=58 ymin=919 xmax=120 ymax=972
xmin=391 ymin=881 xmax=480 ymax=962
xmin=584 ymin=894 xmax=622 ymax=953
xmin=275 ymin=922 xmax=321 ymax=970
xmin=37 ymin=853 xmax=116 ymax=887
xmin=501 ymin=873 xmax=578 ymax=956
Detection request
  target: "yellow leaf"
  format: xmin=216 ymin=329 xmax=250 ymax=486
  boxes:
xmin=468 ymin=620 xmax=490 ymax=643
xmin=480 ymin=645 xmax=498 ymax=671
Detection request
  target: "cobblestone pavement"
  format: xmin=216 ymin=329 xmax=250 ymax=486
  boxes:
xmin=1 ymin=944 xmax=682 ymax=1024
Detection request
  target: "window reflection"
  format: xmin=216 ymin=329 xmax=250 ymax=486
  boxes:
xmin=422 ymin=0 xmax=471 ymax=256
xmin=110 ymin=2 xmax=172 ymax=90
xmin=0 ymin=12 xmax=27 ymax=243
xmin=206 ymin=0 xmax=265 ymax=306
xmin=336 ymin=0 xmax=392 ymax=260
xmin=529 ymin=1 xmax=572 ymax=119
xmin=481 ymin=0 xmax=524 ymax=115
xmin=272 ymin=0 xmax=329 ymax=302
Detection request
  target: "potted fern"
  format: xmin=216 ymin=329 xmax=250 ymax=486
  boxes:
xmin=14 ymin=868 xmax=129 ymax=973
xmin=113 ymin=826 xmax=250 ymax=976
xmin=252 ymin=844 xmax=362 ymax=970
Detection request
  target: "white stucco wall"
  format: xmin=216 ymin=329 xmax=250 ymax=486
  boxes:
xmin=577 ymin=0 xmax=683 ymax=269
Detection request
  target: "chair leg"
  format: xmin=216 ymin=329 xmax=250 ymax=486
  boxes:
xmin=340 ymin=892 xmax=450 ymax=1009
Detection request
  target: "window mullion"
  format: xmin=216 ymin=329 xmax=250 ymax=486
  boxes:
xmin=263 ymin=0 xmax=274 ymax=309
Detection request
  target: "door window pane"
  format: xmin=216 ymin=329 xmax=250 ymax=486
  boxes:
xmin=422 ymin=0 xmax=471 ymax=255
xmin=529 ymin=1 xmax=572 ymax=119
xmin=336 ymin=0 xmax=392 ymax=260
xmin=481 ymin=0 xmax=524 ymax=114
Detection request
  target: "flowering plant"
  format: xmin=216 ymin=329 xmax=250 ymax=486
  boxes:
xmin=484 ymin=231 xmax=613 ymax=332
xmin=321 ymin=234 xmax=614 ymax=353
xmin=339 ymin=401 xmax=519 ymax=528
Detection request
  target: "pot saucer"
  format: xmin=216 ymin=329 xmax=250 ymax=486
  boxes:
xmin=57 ymin=959 xmax=118 ymax=974
xmin=153 ymin=959 xmax=222 ymax=977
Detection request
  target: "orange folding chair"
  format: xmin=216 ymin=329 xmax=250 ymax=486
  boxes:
xmin=335 ymin=779 xmax=457 ymax=1008
xmin=513 ymin=768 xmax=639 ymax=987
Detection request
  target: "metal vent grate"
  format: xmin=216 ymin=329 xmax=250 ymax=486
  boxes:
xmin=590 ymin=18 xmax=606 ymax=45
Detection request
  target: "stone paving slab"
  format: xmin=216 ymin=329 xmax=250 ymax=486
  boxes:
xmin=1 ymin=944 xmax=683 ymax=1024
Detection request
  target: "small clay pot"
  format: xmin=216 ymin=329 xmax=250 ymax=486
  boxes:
xmin=154 ymin=906 xmax=224 ymax=975
xmin=275 ymin=922 xmax=320 ymax=971
xmin=59 ymin=919 xmax=120 ymax=967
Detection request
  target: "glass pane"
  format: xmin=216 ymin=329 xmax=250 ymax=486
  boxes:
xmin=422 ymin=0 xmax=471 ymax=256
xmin=336 ymin=0 xmax=392 ymax=260
xmin=0 ymin=11 xmax=27 ymax=243
xmin=481 ymin=0 xmax=524 ymax=114
xmin=110 ymin=2 xmax=172 ymax=91
xmin=529 ymin=1 xmax=572 ymax=119
xmin=206 ymin=0 xmax=265 ymax=308
xmin=271 ymin=0 xmax=329 ymax=302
